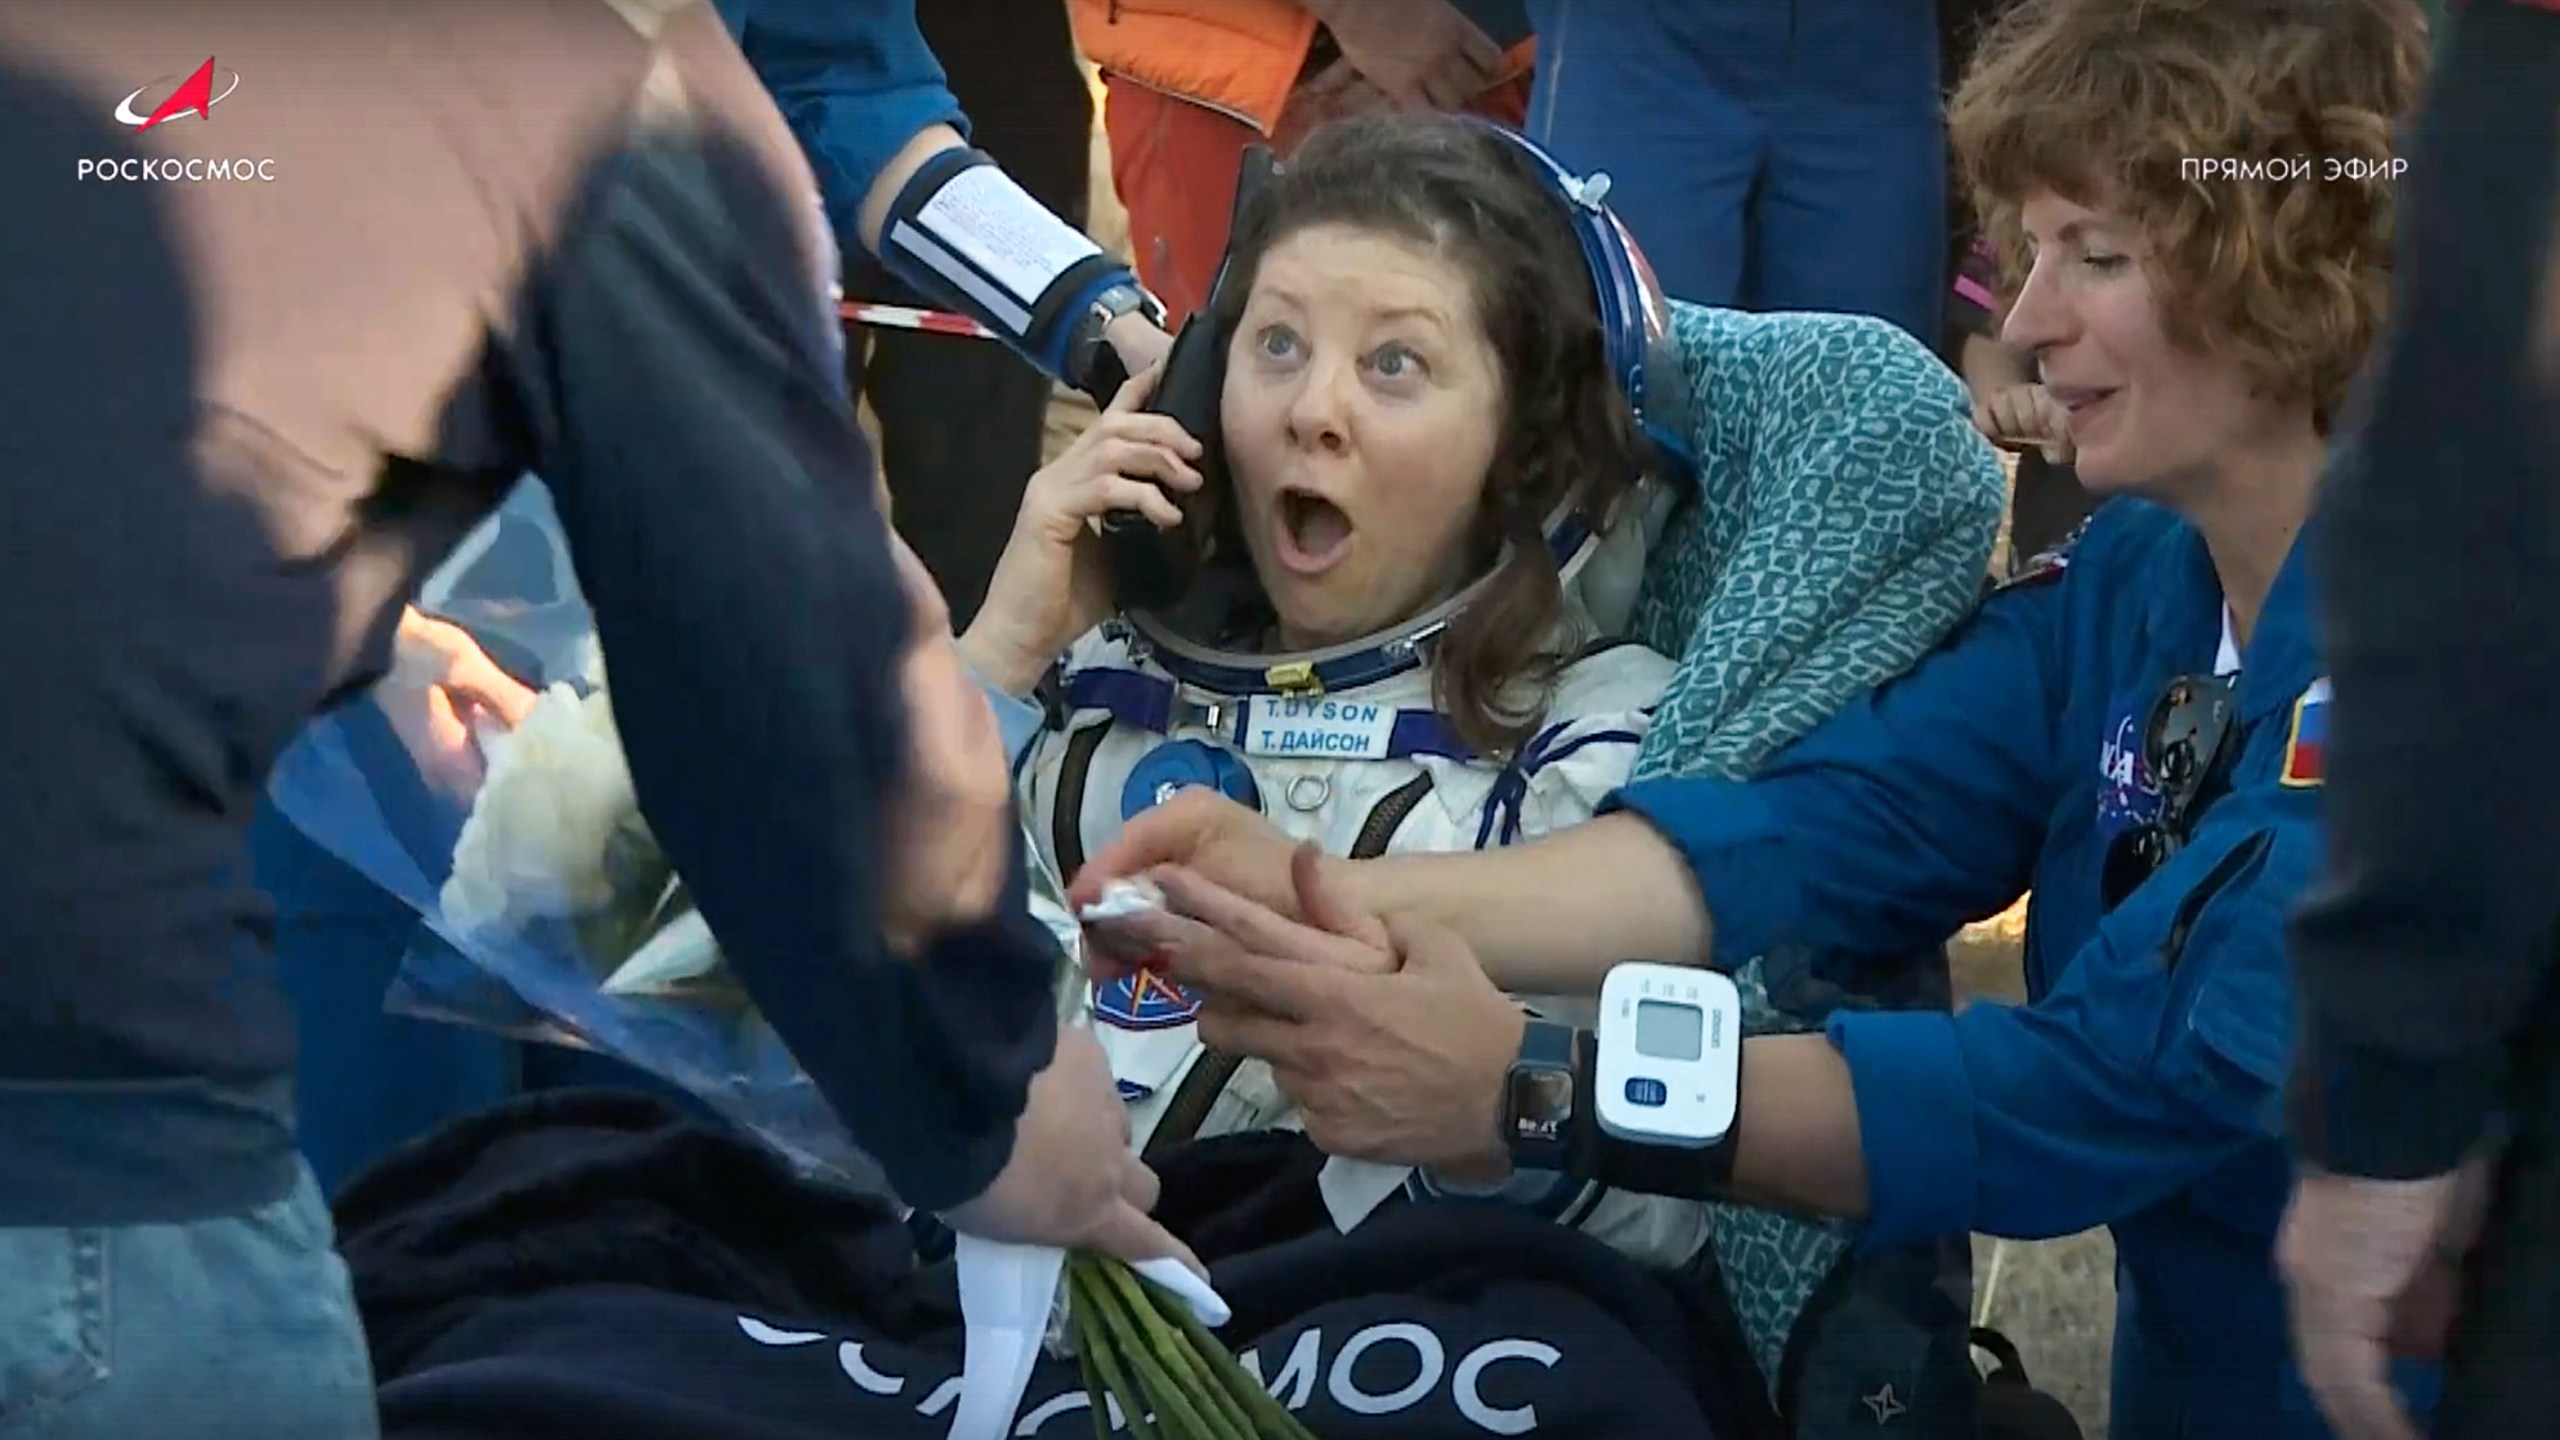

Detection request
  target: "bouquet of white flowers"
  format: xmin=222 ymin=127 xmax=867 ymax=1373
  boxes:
xmin=270 ymin=480 xmax=1287 ymax=1437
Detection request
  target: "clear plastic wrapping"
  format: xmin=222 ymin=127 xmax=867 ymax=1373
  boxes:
xmin=266 ymin=477 xmax=1085 ymax=1195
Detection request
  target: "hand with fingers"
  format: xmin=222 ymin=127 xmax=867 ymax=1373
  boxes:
xmin=1974 ymin=381 xmax=2077 ymax=465
xmin=1069 ymin=789 xmax=1312 ymax=955
xmin=1114 ymin=854 xmax=1524 ymax=1182
xmin=1084 ymin=843 xmax=1392 ymax=987
xmin=1307 ymin=0 xmax=1511 ymax=113
xmin=944 ymin=1027 xmax=1204 ymax=1277
xmin=379 ymin=606 xmax=540 ymax=795
xmin=2279 ymin=1158 xmax=2490 ymax=1440
xmin=959 ymin=364 xmax=1204 ymax=695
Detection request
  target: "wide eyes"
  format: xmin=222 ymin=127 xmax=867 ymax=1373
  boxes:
xmin=1247 ymin=325 xmax=1429 ymax=386
xmin=1369 ymin=343 xmax=1424 ymax=381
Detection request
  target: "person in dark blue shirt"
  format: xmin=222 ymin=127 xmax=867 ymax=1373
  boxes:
xmin=2281 ymin=3 xmax=2560 ymax=1436
xmin=260 ymin=0 xmax=1168 ymax=1194
xmin=1070 ymin=3 xmax=2433 ymax=1435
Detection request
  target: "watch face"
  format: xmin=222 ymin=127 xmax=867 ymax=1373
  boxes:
xmin=1506 ymin=1065 xmax=1574 ymax=1144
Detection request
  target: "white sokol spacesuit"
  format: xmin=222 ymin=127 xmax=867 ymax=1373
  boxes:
xmin=1010 ymin=117 xmax=1720 ymax=1273
xmin=1017 ymin=483 xmax=1713 ymax=1273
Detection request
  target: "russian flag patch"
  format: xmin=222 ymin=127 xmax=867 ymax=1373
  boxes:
xmin=2281 ymin=677 xmax=2331 ymax=787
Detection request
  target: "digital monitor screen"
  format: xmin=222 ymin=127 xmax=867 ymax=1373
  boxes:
xmin=1635 ymin=998 xmax=1703 ymax=1062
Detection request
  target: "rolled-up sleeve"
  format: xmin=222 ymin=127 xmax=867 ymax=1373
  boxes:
xmin=730 ymin=0 xmax=969 ymax=246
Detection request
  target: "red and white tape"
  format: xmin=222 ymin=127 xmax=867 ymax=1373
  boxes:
xmin=837 ymin=301 xmax=998 ymax=341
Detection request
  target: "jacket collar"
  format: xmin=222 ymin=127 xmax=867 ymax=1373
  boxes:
xmin=2137 ymin=512 xmax=2322 ymax=725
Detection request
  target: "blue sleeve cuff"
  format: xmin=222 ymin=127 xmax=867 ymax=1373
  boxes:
xmin=1602 ymin=777 xmax=1799 ymax=962
xmin=1827 ymin=1008 xmax=1982 ymax=1248
xmin=970 ymin=665 xmax=1046 ymax=768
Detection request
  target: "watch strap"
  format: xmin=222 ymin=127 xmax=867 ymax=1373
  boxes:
xmin=1500 ymin=1016 xmax=1580 ymax=1172
xmin=1565 ymin=1028 xmax=1742 ymax=1202
xmin=1517 ymin=1013 xmax=1575 ymax=1068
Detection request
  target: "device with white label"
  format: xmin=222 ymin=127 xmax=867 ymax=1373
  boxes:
xmin=1593 ymin=961 xmax=1742 ymax=1149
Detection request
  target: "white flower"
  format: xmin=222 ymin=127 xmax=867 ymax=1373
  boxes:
xmin=440 ymin=682 xmax=646 ymax=938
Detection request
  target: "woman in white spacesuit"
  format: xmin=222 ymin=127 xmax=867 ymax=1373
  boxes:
xmin=956 ymin=112 xmax=1707 ymax=1267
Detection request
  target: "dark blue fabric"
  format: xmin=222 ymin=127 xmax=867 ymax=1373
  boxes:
xmin=344 ymin=1093 xmax=1747 ymax=1440
xmin=257 ymin=804 xmax=519 ymax=1197
xmin=710 ymin=0 xmax=967 ymax=248
xmin=1523 ymin=0 xmax=1944 ymax=344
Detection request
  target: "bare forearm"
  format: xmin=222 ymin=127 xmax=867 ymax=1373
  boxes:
xmin=856 ymin=122 xmax=966 ymax=255
xmin=1721 ymin=1034 xmax=1871 ymax=1220
xmin=1342 ymin=813 xmax=1713 ymax=993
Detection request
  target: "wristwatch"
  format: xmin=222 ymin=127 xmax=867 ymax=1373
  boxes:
xmin=1500 ymin=1016 xmax=1581 ymax=1173
xmin=1065 ymin=281 xmax=1168 ymax=404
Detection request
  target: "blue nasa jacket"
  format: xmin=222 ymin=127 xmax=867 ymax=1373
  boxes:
xmin=1609 ymin=500 xmax=2427 ymax=1438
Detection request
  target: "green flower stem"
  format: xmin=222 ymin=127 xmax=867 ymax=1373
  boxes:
xmin=1140 ymin=1272 xmax=1322 ymax=1440
xmin=1070 ymin=1277 xmax=1161 ymax=1440
xmin=1100 ymin=1262 xmax=1255 ymax=1438
xmin=1067 ymin=1261 xmax=1162 ymax=1440
xmin=1075 ymin=1337 xmax=1115 ymax=1440
xmin=1071 ymin=1259 xmax=1229 ymax=1439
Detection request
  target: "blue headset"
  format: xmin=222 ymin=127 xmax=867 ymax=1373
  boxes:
xmin=1460 ymin=117 xmax=1700 ymax=488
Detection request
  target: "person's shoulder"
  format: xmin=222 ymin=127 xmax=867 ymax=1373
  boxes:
xmin=1997 ymin=499 xmax=2188 ymax=593
xmin=1548 ymin=638 xmax=1674 ymax=715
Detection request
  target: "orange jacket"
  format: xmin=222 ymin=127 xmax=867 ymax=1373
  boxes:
xmin=1068 ymin=0 xmax=1532 ymax=136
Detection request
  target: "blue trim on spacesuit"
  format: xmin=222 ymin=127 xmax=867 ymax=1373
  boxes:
xmin=1474 ymin=716 xmax=1649 ymax=849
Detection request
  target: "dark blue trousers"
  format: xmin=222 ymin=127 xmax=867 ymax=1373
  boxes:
xmin=1526 ymin=0 xmax=1946 ymax=344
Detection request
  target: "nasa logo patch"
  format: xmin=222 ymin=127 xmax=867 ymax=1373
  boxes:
xmin=2096 ymin=706 xmax=2164 ymax=834
xmin=1093 ymin=970 xmax=1203 ymax=1032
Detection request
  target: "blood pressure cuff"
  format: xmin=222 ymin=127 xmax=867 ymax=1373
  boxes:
xmin=873 ymin=145 xmax=1133 ymax=383
xmin=349 ymin=1094 xmax=1767 ymax=1440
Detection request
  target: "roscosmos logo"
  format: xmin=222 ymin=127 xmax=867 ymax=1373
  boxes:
xmin=80 ymin=55 xmax=277 ymax=183
xmin=114 ymin=56 xmax=240 ymax=131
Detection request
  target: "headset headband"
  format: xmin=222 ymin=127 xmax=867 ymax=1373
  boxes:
xmin=1461 ymin=118 xmax=1699 ymax=487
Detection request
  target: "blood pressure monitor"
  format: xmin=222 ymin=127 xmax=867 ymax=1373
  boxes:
xmin=1593 ymin=962 xmax=1742 ymax=1149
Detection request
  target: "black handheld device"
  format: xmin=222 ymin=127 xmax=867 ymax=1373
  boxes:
xmin=1098 ymin=144 xmax=1278 ymax=612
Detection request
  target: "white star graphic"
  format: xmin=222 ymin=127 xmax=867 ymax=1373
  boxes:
xmin=1863 ymin=1383 xmax=1907 ymax=1424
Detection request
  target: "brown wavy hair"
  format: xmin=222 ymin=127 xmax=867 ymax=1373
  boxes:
xmin=1205 ymin=112 xmax=1647 ymax=758
xmin=1949 ymin=0 xmax=2428 ymax=429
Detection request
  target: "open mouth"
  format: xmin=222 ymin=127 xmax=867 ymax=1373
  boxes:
xmin=1274 ymin=488 xmax=1355 ymax=577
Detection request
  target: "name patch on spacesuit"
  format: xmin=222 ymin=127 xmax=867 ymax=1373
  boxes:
xmin=1242 ymin=698 xmax=1398 ymax=760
